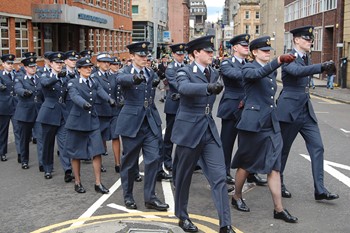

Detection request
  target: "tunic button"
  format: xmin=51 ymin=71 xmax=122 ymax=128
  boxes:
xmin=90 ymin=98 xmax=92 ymax=101
xmin=271 ymin=96 xmax=273 ymax=99
xmin=90 ymin=92 xmax=92 ymax=94
xmin=270 ymin=79 xmax=273 ymax=81
xmin=271 ymin=87 xmax=274 ymax=90
xmin=109 ymin=94 xmax=111 ymax=96
xmin=270 ymin=105 xmax=273 ymax=108
xmin=251 ymin=106 xmax=254 ymax=109
xmin=88 ymin=111 xmax=91 ymax=114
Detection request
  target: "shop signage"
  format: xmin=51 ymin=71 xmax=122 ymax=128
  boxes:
xmin=32 ymin=4 xmax=113 ymax=29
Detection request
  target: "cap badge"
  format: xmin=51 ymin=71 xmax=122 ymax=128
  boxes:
xmin=309 ymin=27 xmax=313 ymax=33
xmin=210 ymin=37 xmax=214 ymax=44
xmin=72 ymin=52 xmax=75 ymax=56
xmin=86 ymin=59 xmax=90 ymax=63
xmin=58 ymin=53 xmax=62 ymax=58
xmin=179 ymin=45 xmax=183 ymax=49
xmin=266 ymin=39 xmax=271 ymax=45
xmin=88 ymin=51 xmax=91 ymax=54
xmin=245 ymin=35 xmax=249 ymax=40
xmin=9 ymin=55 xmax=12 ymax=59
xmin=30 ymin=58 xmax=34 ymax=62
xmin=142 ymin=43 xmax=147 ymax=48
xmin=30 ymin=53 xmax=33 ymax=56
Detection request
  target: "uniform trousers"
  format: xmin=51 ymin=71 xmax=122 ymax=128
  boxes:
xmin=17 ymin=121 xmax=43 ymax=166
xmin=174 ymin=128 xmax=231 ymax=227
xmin=120 ymin=118 xmax=161 ymax=203
xmin=41 ymin=123 xmax=71 ymax=173
xmin=11 ymin=117 xmax=21 ymax=154
xmin=0 ymin=116 xmax=20 ymax=156
xmin=162 ymin=113 xmax=176 ymax=168
xmin=280 ymin=105 xmax=326 ymax=194
xmin=220 ymin=118 xmax=239 ymax=175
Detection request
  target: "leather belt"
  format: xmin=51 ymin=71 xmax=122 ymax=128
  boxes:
xmin=283 ymin=86 xmax=309 ymax=93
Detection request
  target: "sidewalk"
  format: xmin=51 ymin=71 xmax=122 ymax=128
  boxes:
xmin=277 ymin=75 xmax=350 ymax=104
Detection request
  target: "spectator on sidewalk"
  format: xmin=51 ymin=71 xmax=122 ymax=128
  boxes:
xmin=326 ymin=61 xmax=335 ymax=89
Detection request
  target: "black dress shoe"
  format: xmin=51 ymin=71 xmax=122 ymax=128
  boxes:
xmin=231 ymin=197 xmax=250 ymax=212
xmin=178 ymin=219 xmax=198 ymax=232
xmin=247 ymin=173 xmax=267 ymax=186
xmin=194 ymin=165 xmax=201 ymax=171
xmin=274 ymin=209 xmax=298 ymax=223
xmin=282 ymin=188 xmax=292 ymax=198
xmin=74 ymin=183 xmax=86 ymax=193
xmin=1 ymin=155 xmax=7 ymax=161
xmin=17 ymin=154 xmax=21 ymax=163
xmin=64 ymin=170 xmax=73 ymax=183
xmin=219 ymin=225 xmax=236 ymax=233
xmin=39 ymin=165 xmax=44 ymax=172
xmin=156 ymin=171 xmax=172 ymax=181
xmin=125 ymin=200 xmax=137 ymax=209
xmin=100 ymin=165 xmax=107 ymax=172
xmin=226 ymin=175 xmax=235 ymax=185
xmin=94 ymin=183 xmax=109 ymax=194
xmin=115 ymin=165 xmax=120 ymax=173
xmin=44 ymin=172 xmax=52 ymax=179
xmin=32 ymin=138 xmax=37 ymax=144
xmin=22 ymin=163 xmax=29 ymax=169
xmin=227 ymin=186 xmax=235 ymax=193
xmin=315 ymin=191 xmax=339 ymax=201
xmin=145 ymin=200 xmax=169 ymax=211
xmin=135 ymin=174 xmax=142 ymax=182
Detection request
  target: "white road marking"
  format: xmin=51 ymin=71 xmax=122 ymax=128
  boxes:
xmin=161 ymin=180 xmax=175 ymax=215
xmin=107 ymin=203 xmax=161 ymax=218
xmin=300 ymin=154 xmax=350 ymax=188
xmin=314 ymin=112 xmax=329 ymax=114
xmin=71 ymin=127 xmax=174 ymax=226
xmin=70 ymin=156 xmax=144 ymax=227
xmin=340 ymin=128 xmax=350 ymax=134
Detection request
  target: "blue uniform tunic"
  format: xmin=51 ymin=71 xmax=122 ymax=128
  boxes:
xmin=64 ymin=76 xmax=110 ymax=159
xmin=232 ymin=59 xmax=282 ymax=174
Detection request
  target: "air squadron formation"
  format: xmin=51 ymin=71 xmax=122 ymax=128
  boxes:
xmin=0 ymin=25 xmax=339 ymax=233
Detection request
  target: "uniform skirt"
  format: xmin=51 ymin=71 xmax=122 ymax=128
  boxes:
xmin=231 ymin=127 xmax=282 ymax=174
xmin=110 ymin=114 xmax=120 ymax=139
xmin=65 ymin=129 xmax=105 ymax=160
xmin=98 ymin=116 xmax=112 ymax=141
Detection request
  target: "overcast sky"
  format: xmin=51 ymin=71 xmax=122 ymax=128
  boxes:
xmin=205 ymin=0 xmax=225 ymax=23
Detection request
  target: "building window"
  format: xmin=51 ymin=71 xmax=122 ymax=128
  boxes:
xmin=284 ymin=32 xmax=292 ymax=52
xmin=313 ymin=27 xmax=323 ymax=51
xmin=96 ymin=0 xmax=101 ymax=7
xmin=15 ymin=19 xmax=29 ymax=58
xmin=102 ymin=0 xmax=107 ymax=8
xmin=89 ymin=29 xmax=94 ymax=50
xmin=126 ymin=0 xmax=130 ymax=15
xmin=245 ymin=25 xmax=250 ymax=34
xmin=33 ymin=23 xmax=42 ymax=57
xmin=0 ymin=17 xmax=10 ymax=56
xmin=324 ymin=0 xmax=337 ymax=10
xmin=103 ymin=30 xmax=107 ymax=51
xmin=108 ymin=31 xmax=112 ymax=53
xmin=96 ymin=29 xmax=101 ymax=52
xmin=245 ymin=11 xmax=250 ymax=19
xmin=88 ymin=0 xmax=93 ymax=4
xmin=255 ymin=25 xmax=260 ymax=34
xmin=132 ymin=5 xmax=138 ymax=14
xmin=108 ymin=0 xmax=113 ymax=10
xmin=256 ymin=11 xmax=260 ymax=19
xmin=119 ymin=0 xmax=122 ymax=13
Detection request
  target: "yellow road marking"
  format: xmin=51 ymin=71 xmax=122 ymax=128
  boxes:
xmin=31 ymin=212 xmax=243 ymax=233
